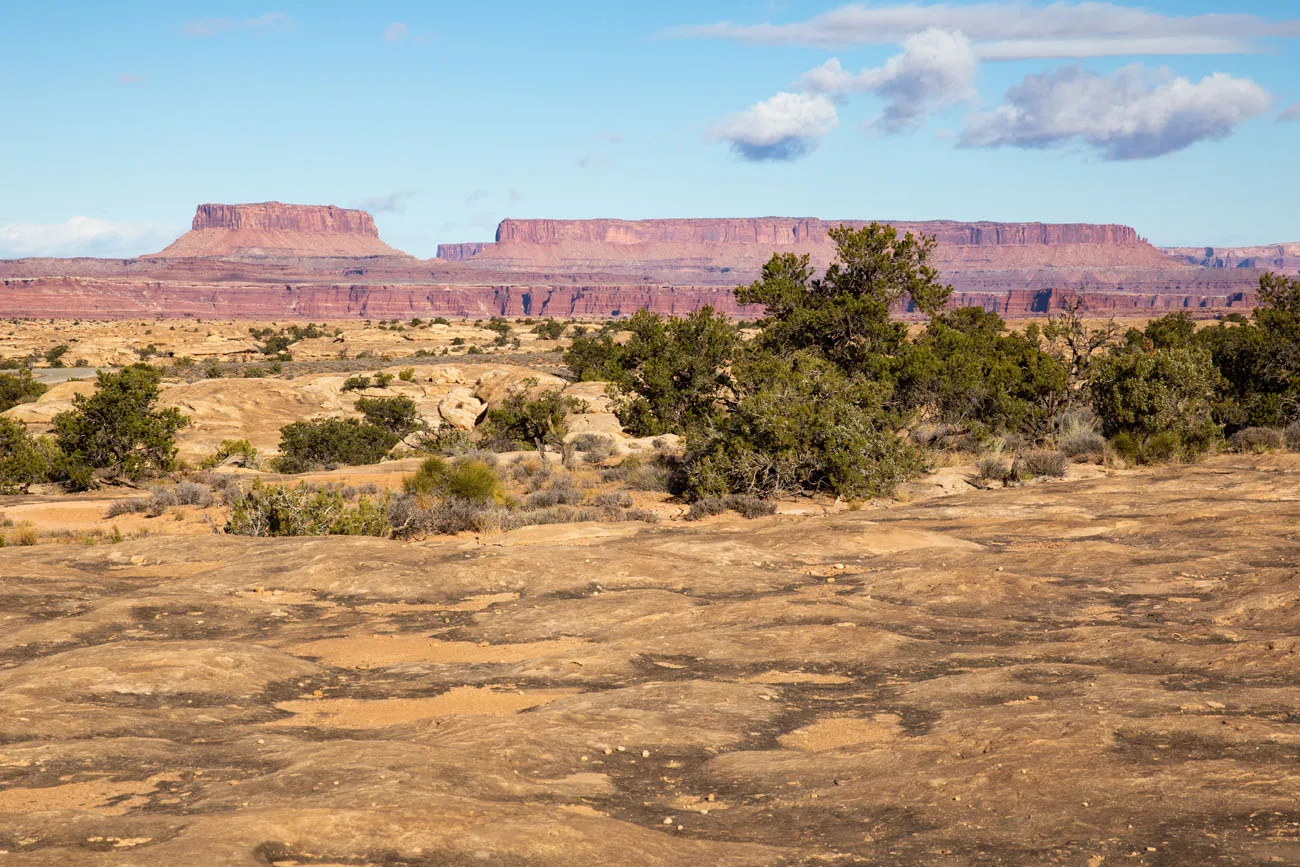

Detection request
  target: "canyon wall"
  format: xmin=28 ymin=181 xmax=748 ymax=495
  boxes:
xmin=1160 ymin=244 xmax=1300 ymax=275
xmin=151 ymin=203 xmax=409 ymax=259
xmin=0 ymin=206 xmax=1283 ymax=320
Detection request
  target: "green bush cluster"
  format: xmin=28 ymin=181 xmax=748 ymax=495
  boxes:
xmin=225 ymin=481 xmax=390 ymax=537
xmin=273 ymin=418 xmax=398 ymax=473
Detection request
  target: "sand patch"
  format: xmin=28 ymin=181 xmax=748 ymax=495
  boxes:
xmin=778 ymin=714 xmax=903 ymax=752
xmin=744 ymin=670 xmax=852 ymax=685
xmin=287 ymin=635 xmax=589 ymax=669
xmin=268 ymin=687 xmax=579 ymax=729
xmin=0 ymin=772 xmax=180 ymax=815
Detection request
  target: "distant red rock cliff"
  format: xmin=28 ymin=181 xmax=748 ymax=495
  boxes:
xmin=151 ymin=203 xmax=409 ymax=259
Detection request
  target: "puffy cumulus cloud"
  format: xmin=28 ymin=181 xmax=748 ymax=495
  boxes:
xmin=0 ymin=217 xmax=177 ymax=259
xmin=961 ymin=64 xmax=1271 ymax=160
xmin=708 ymin=92 xmax=839 ymax=161
xmin=1280 ymin=104 xmax=1300 ymax=122
xmin=798 ymin=28 xmax=976 ymax=132
xmin=674 ymin=2 xmax=1300 ymax=59
xmin=182 ymin=12 xmax=291 ymax=38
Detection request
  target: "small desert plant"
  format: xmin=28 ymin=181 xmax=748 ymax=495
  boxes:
xmin=1060 ymin=430 xmax=1107 ymax=462
xmin=225 ymin=481 xmax=390 ymax=537
xmin=599 ymin=454 xmax=679 ymax=492
xmin=398 ymin=368 xmax=416 ymax=382
xmin=590 ymin=490 xmax=634 ymax=509
xmin=200 ymin=439 xmax=259 ymax=469
xmin=354 ymin=395 xmax=423 ymax=437
xmin=342 ymin=375 xmax=372 ymax=391
xmin=571 ymin=433 xmax=616 ymax=463
xmin=1021 ymin=450 xmax=1067 ymax=478
xmin=1286 ymin=421 xmax=1300 ymax=452
xmin=1230 ymin=427 xmax=1286 ymax=454
xmin=685 ymin=495 xmax=776 ymax=521
xmin=374 ymin=371 xmax=395 ymax=388
xmin=402 ymin=456 xmax=506 ymax=504
xmin=976 ymin=455 xmax=1012 ymax=484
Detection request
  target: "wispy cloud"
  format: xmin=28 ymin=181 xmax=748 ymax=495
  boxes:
xmin=358 ymin=191 xmax=416 ymax=214
xmin=182 ymin=12 xmax=292 ymax=38
xmin=961 ymin=64 xmax=1271 ymax=160
xmin=116 ymin=73 xmax=143 ymax=84
xmin=1280 ymin=103 xmax=1300 ymax=122
xmin=464 ymin=189 xmax=489 ymax=206
xmin=384 ymin=22 xmax=409 ymax=41
xmin=708 ymin=92 xmax=839 ymax=161
xmin=0 ymin=217 xmax=177 ymax=259
xmin=672 ymin=2 xmax=1300 ymax=59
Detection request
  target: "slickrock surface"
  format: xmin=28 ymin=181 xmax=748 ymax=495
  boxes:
xmin=3 ymin=456 xmax=1300 ymax=863
xmin=151 ymin=203 xmax=408 ymax=259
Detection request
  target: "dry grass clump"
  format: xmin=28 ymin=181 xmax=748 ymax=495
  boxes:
xmin=105 ymin=481 xmax=215 ymax=518
xmin=685 ymin=495 xmax=776 ymax=521
xmin=1231 ymin=427 xmax=1286 ymax=454
xmin=1021 ymin=450 xmax=1067 ymax=478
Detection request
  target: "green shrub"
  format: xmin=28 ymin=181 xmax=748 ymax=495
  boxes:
xmin=479 ymin=386 xmax=585 ymax=452
xmin=273 ymin=418 xmax=398 ymax=473
xmin=532 ymin=320 xmax=567 ymax=340
xmin=342 ymin=375 xmax=372 ymax=391
xmin=200 ymin=439 xmax=259 ymax=469
xmin=374 ymin=371 xmax=395 ymax=388
xmin=354 ymin=395 xmax=423 ymax=437
xmin=402 ymin=456 xmax=505 ymax=504
xmin=684 ymin=351 xmax=923 ymax=500
xmin=398 ymin=368 xmax=416 ymax=382
xmin=1060 ymin=431 xmax=1106 ymax=462
xmin=599 ymin=454 xmax=680 ymax=492
xmin=1090 ymin=344 xmax=1223 ymax=462
xmin=0 ymin=368 xmax=48 ymax=412
xmin=565 ymin=307 xmax=739 ymax=436
xmin=0 ymin=418 xmax=57 ymax=494
xmin=225 ymin=481 xmax=390 ymax=537
xmin=44 ymin=345 xmax=69 ymax=367
xmin=52 ymin=364 xmax=189 ymax=487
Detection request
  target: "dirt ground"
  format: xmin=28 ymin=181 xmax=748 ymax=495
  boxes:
xmin=2 ymin=454 xmax=1299 ymax=864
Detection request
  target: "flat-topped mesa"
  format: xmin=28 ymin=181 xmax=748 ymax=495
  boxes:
xmin=492 ymin=218 xmax=1146 ymax=249
xmin=150 ymin=202 xmax=409 ymax=259
xmin=449 ymin=218 xmax=1176 ymax=276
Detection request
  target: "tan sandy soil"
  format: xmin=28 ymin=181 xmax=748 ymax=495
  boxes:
xmin=2 ymin=455 xmax=1300 ymax=863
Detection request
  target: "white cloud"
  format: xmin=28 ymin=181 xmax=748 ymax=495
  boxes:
xmin=464 ymin=189 xmax=489 ymax=206
xmin=673 ymin=2 xmax=1300 ymax=59
xmin=384 ymin=22 xmax=409 ymax=41
xmin=358 ymin=191 xmax=416 ymax=214
xmin=708 ymin=92 xmax=839 ymax=161
xmin=116 ymin=73 xmax=142 ymax=84
xmin=798 ymin=28 xmax=976 ymax=132
xmin=961 ymin=64 xmax=1271 ymax=160
xmin=1280 ymin=103 xmax=1300 ymax=122
xmin=0 ymin=217 xmax=177 ymax=259
xmin=182 ymin=12 xmax=291 ymax=38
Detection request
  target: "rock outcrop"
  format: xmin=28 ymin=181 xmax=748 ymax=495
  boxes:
xmin=151 ymin=202 xmax=409 ymax=259
xmin=1160 ymin=243 xmax=1300 ymax=275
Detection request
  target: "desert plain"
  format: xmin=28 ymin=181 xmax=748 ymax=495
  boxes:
xmin=0 ymin=316 xmax=1299 ymax=866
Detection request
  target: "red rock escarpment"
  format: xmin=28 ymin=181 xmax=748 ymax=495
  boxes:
xmin=151 ymin=203 xmax=409 ymax=259
xmin=446 ymin=218 xmax=1177 ymax=274
xmin=1160 ymin=244 xmax=1300 ymax=275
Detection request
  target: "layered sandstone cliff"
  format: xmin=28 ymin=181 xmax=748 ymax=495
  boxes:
xmin=151 ymin=203 xmax=409 ymax=259
xmin=441 ymin=218 xmax=1176 ymax=275
xmin=1160 ymin=244 xmax=1300 ymax=275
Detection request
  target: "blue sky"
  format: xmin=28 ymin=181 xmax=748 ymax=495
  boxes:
xmin=1 ymin=1 xmax=1297 ymax=257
